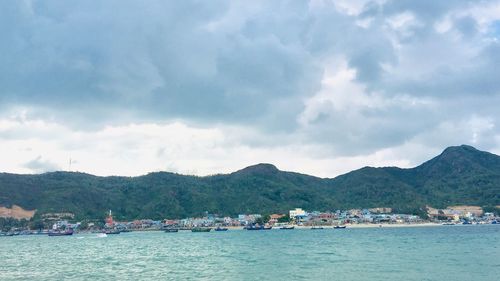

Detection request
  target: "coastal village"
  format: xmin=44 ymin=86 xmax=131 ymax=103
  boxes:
xmin=1 ymin=205 xmax=499 ymax=236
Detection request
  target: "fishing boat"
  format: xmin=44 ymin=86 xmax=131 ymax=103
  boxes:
xmin=164 ymin=228 xmax=179 ymax=233
xmin=245 ymin=225 xmax=265 ymax=230
xmin=245 ymin=223 xmax=273 ymax=230
xmin=191 ymin=227 xmax=211 ymax=232
xmin=214 ymin=227 xmax=228 ymax=231
xmin=333 ymin=225 xmax=347 ymax=229
xmin=48 ymin=229 xmax=74 ymax=236
xmin=245 ymin=225 xmax=261 ymax=230
xmin=103 ymin=229 xmax=121 ymax=235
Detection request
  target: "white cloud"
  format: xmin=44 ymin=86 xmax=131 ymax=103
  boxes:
xmin=0 ymin=113 xmax=447 ymax=178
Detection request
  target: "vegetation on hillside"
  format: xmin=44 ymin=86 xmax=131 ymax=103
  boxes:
xmin=0 ymin=145 xmax=499 ymax=220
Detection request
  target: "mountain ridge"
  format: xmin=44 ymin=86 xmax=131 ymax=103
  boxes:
xmin=0 ymin=145 xmax=499 ymax=220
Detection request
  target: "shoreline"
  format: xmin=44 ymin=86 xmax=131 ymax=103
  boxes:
xmin=192 ymin=223 xmax=444 ymax=231
xmin=338 ymin=222 xmax=442 ymax=229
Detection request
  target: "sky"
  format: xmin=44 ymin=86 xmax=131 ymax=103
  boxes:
xmin=1 ymin=0 xmax=500 ymax=177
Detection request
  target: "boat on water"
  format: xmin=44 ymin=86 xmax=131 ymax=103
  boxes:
xmin=96 ymin=233 xmax=107 ymax=238
xmin=333 ymin=225 xmax=347 ymax=229
xmin=214 ymin=227 xmax=228 ymax=231
xmin=442 ymin=222 xmax=455 ymax=225
xmin=103 ymin=229 xmax=120 ymax=235
xmin=245 ymin=225 xmax=272 ymax=230
xmin=164 ymin=228 xmax=179 ymax=233
xmin=48 ymin=229 xmax=74 ymax=236
xmin=191 ymin=227 xmax=212 ymax=232
xmin=280 ymin=225 xmax=295 ymax=230
xmin=311 ymin=226 xmax=324 ymax=230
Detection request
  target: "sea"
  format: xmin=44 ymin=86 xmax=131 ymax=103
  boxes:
xmin=1 ymin=225 xmax=499 ymax=280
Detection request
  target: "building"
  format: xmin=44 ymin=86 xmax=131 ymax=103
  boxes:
xmin=290 ymin=208 xmax=308 ymax=224
xmin=427 ymin=206 xmax=483 ymax=220
xmin=290 ymin=208 xmax=306 ymax=219
xmin=269 ymin=214 xmax=286 ymax=225
xmin=42 ymin=212 xmax=75 ymax=220
xmin=368 ymin=207 xmax=393 ymax=214
xmin=448 ymin=206 xmax=483 ymax=217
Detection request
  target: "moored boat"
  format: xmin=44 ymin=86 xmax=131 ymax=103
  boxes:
xmin=280 ymin=225 xmax=294 ymax=230
xmin=164 ymin=228 xmax=179 ymax=233
xmin=191 ymin=227 xmax=211 ymax=232
xmin=215 ymin=227 xmax=228 ymax=231
xmin=245 ymin=223 xmax=273 ymax=230
xmin=311 ymin=226 xmax=324 ymax=230
xmin=333 ymin=225 xmax=346 ymax=229
xmin=48 ymin=229 xmax=74 ymax=236
xmin=245 ymin=225 xmax=262 ymax=230
xmin=104 ymin=229 xmax=121 ymax=235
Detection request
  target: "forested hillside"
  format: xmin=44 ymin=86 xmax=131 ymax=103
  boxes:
xmin=0 ymin=145 xmax=499 ymax=220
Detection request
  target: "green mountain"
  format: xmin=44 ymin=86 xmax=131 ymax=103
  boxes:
xmin=0 ymin=145 xmax=499 ymax=220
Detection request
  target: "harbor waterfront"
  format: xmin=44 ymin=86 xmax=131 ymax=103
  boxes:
xmin=1 ymin=225 xmax=499 ymax=281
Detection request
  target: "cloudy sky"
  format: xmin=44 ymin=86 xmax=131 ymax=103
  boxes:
xmin=1 ymin=0 xmax=499 ymax=177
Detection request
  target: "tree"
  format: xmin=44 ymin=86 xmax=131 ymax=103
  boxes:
xmin=79 ymin=220 xmax=89 ymax=230
xmin=263 ymin=214 xmax=271 ymax=223
xmin=254 ymin=217 xmax=264 ymax=225
xmin=278 ymin=215 xmax=290 ymax=223
xmin=29 ymin=219 xmax=45 ymax=230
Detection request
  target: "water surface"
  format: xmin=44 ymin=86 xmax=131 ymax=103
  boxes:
xmin=1 ymin=225 xmax=499 ymax=280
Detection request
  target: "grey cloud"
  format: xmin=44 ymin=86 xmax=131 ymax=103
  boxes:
xmin=387 ymin=41 xmax=500 ymax=98
xmin=299 ymin=98 xmax=440 ymax=156
xmin=1 ymin=0 xmax=500 ymax=160
xmin=381 ymin=0 xmax=474 ymax=21
xmin=0 ymin=0 xmax=322 ymax=131
xmin=455 ymin=16 xmax=479 ymax=37
xmin=23 ymin=156 xmax=60 ymax=173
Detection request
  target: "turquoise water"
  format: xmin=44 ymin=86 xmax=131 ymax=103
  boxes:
xmin=1 ymin=225 xmax=499 ymax=280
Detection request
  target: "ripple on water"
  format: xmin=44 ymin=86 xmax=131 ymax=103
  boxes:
xmin=1 ymin=226 xmax=499 ymax=280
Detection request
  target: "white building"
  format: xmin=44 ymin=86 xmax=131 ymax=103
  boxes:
xmin=289 ymin=208 xmax=306 ymax=219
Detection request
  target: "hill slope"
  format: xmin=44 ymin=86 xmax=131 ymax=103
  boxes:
xmin=0 ymin=145 xmax=499 ymax=220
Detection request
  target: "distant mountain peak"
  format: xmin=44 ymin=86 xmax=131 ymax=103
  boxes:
xmin=441 ymin=144 xmax=478 ymax=154
xmin=233 ymin=163 xmax=279 ymax=175
xmin=417 ymin=144 xmax=500 ymax=176
xmin=438 ymin=144 xmax=491 ymax=161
